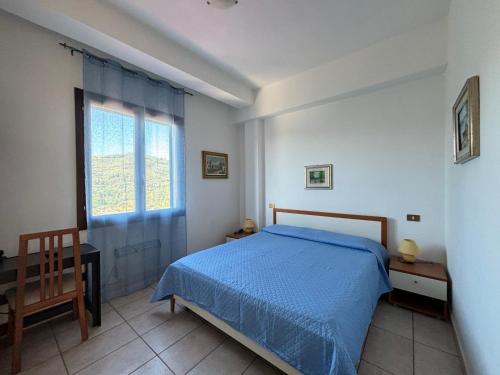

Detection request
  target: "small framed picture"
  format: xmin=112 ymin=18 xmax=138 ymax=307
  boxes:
xmin=202 ymin=151 xmax=228 ymax=178
xmin=305 ymin=164 xmax=333 ymax=189
xmin=453 ymin=76 xmax=480 ymax=164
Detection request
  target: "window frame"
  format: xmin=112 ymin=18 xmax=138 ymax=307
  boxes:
xmin=74 ymin=88 xmax=175 ymax=229
xmin=75 ymin=88 xmax=87 ymax=230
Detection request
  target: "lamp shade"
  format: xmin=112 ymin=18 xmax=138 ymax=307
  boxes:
xmin=398 ymin=239 xmax=421 ymax=263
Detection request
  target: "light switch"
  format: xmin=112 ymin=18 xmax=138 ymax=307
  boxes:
xmin=407 ymin=214 xmax=421 ymax=222
xmin=269 ymin=203 xmax=276 ymax=208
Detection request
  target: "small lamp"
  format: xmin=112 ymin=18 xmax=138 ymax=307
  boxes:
xmin=243 ymin=218 xmax=255 ymax=233
xmin=398 ymin=239 xmax=421 ymax=263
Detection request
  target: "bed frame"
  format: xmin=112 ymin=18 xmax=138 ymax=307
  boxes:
xmin=273 ymin=208 xmax=388 ymax=248
xmin=170 ymin=208 xmax=389 ymax=374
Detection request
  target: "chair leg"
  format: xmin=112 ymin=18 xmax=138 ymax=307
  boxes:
xmin=11 ymin=310 xmax=24 ymax=374
xmin=76 ymin=293 xmax=88 ymax=342
xmin=72 ymin=298 xmax=79 ymax=320
xmin=7 ymin=308 xmax=15 ymax=345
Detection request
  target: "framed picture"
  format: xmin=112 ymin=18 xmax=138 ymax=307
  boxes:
xmin=453 ymin=76 xmax=480 ymax=164
xmin=202 ymin=151 xmax=228 ymax=178
xmin=305 ymin=164 xmax=333 ymax=189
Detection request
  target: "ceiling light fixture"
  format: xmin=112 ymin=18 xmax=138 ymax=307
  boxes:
xmin=206 ymin=0 xmax=238 ymax=10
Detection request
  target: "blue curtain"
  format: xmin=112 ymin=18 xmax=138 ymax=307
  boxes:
xmin=83 ymin=51 xmax=186 ymax=301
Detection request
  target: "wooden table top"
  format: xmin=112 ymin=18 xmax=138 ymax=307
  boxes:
xmin=389 ymin=255 xmax=447 ymax=282
xmin=226 ymin=231 xmax=255 ymax=240
xmin=0 ymin=244 xmax=98 ymax=284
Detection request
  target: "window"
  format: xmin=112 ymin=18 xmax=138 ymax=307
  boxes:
xmin=145 ymin=119 xmax=171 ymax=211
xmin=74 ymin=88 xmax=172 ymax=228
xmin=90 ymin=104 xmax=136 ymax=216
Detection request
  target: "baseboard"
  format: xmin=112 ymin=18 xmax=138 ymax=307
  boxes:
xmin=450 ymin=312 xmax=471 ymax=375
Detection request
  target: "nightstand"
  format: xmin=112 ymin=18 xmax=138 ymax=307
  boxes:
xmin=225 ymin=231 xmax=255 ymax=243
xmin=388 ymin=256 xmax=449 ymax=320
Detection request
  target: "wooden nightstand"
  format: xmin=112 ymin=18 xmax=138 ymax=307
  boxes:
xmin=388 ymin=256 xmax=449 ymax=320
xmin=225 ymin=231 xmax=255 ymax=243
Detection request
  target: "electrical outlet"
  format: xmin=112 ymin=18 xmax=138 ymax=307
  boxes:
xmin=269 ymin=203 xmax=276 ymax=209
xmin=407 ymin=214 xmax=421 ymax=222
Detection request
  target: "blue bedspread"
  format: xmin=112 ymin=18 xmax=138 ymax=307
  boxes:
xmin=152 ymin=225 xmax=391 ymax=375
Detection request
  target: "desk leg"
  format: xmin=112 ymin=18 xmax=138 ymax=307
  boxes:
xmin=84 ymin=263 xmax=90 ymax=308
xmin=91 ymin=255 xmax=101 ymax=326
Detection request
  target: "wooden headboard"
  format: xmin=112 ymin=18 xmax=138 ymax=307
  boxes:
xmin=273 ymin=208 xmax=388 ymax=248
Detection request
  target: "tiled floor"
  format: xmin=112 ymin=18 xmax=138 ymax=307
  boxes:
xmin=0 ymin=288 xmax=464 ymax=375
xmin=361 ymin=302 xmax=464 ymax=375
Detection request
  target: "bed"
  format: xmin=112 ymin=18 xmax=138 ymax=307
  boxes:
xmin=151 ymin=208 xmax=392 ymax=375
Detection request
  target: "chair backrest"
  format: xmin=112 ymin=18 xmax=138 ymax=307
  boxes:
xmin=16 ymin=228 xmax=84 ymax=314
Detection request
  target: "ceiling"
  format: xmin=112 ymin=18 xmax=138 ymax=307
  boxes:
xmin=106 ymin=0 xmax=450 ymax=88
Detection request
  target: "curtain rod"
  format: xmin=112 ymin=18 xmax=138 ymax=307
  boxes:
xmin=59 ymin=42 xmax=194 ymax=96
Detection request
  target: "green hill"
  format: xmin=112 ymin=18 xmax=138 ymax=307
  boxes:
xmin=91 ymin=153 xmax=170 ymax=216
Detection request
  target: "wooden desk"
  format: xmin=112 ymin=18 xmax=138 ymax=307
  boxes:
xmin=0 ymin=244 xmax=101 ymax=328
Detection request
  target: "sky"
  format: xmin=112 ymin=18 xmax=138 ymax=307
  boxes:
xmin=91 ymin=106 xmax=170 ymax=159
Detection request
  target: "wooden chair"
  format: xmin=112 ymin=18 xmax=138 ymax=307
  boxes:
xmin=6 ymin=228 xmax=88 ymax=374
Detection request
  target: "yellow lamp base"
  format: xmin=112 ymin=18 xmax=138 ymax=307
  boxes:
xmin=400 ymin=254 xmax=417 ymax=263
xmin=243 ymin=218 xmax=255 ymax=234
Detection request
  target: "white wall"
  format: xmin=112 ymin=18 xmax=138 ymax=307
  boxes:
xmin=243 ymin=119 xmax=265 ymax=230
xmin=235 ymin=19 xmax=447 ymax=123
xmin=0 ymin=11 xmax=241 ymax=257
xmin=0 ymin=0 xmax=255 ymax=107
xmin=445 ymin=1 xmax=500 ymax=374
xmin=184 ymin=94 xmax=243 ymax=253
xmin=264 ymin=75 xmax=446 ymax=260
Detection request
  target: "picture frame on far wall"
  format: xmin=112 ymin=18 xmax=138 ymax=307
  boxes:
xmin=453 ymin=76 xmax=480 ymax=164
xmin=305 ymin=164 xmax=333 ymax=190
xmin=202 ymin=151 xmax=228 ymax=178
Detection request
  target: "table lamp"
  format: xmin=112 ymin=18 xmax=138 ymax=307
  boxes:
xmin=398 ymin=239 xmax=421 ymax=263
xmin=243 ymin=218 xmax=255 ymax=233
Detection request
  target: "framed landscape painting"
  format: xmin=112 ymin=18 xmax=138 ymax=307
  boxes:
xmin=305 ymin=164 xmax=333 ymax=189
xmin=453 ymin=76 xmax=480 ymax=164
xmin=202 ymin=151 xmax=228 ymax=178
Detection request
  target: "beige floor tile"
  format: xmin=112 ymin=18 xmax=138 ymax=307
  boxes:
xmin=414 ymin=342 xmax=463 ymax=375
xmin=159 ymin=324 xmax=226 ymax=374
xmin=18 ymin=354 xmax=67 ymax=375
xmin=414 ymin=313 xmax=458 ymax=355
xmin=142 ymin=311 xmax=203 ymax=354
xmin=372 ymin=302 xmax=413 ymax=339
xmin=101 ymin=303 xmax=113 ymax=314
xmin=128 ymin=301 xmax=180 ymax=335
xmin=131 ymin=357 xmax=174 ymax=375
xmin=63 ymin=322 xmax=137 ymax=374
xmin=20 ymin=323 xmax=54 ymax=343
xmin=109 ymin=287 xmax=155 ymax=309
xmin=50 ymin=314 xmax=79 ymax=336
xmin=188 ymin=339 xmax=255 ymax=375
xmin=243 ymin=358 xmax=284 ymax=375
xmin=114 ymin=293 xmax=164 ymax=320
xmin=75 ymin=338 xmax=155 ymax=375
xmin=357 ymin=360 xmax=393 ymax=375
xmin=362 ymin=326 xmax=412 ymax=375
xmin=53 ymin=309 xmax=124 ymax=352
xmin=0 ymin=324 xmax=59 ymax=373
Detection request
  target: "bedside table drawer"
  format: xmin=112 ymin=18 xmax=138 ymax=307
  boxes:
xmin=390 ymin=270 xmax=447 ymax=301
